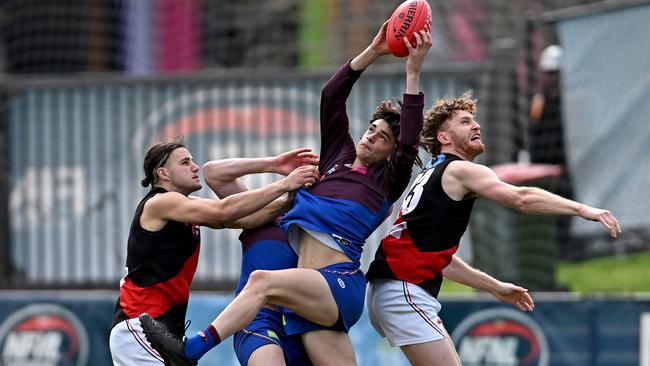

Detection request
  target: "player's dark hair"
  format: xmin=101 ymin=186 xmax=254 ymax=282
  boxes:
xmin=371 ymin=100 xmax=423 ymax=168
xmin=371 ymin=101 xmax=402 ymax=141
xmin=141 ymin=138 xmax=185 ymax=188
xmin=421 ymin=91 xmax=477 ymax=156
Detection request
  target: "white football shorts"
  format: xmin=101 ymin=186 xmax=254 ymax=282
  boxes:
xmin=366 ymin=279 xmax=450 ymax=347
xmin=109 ymin=317 xmax=164 ymax=365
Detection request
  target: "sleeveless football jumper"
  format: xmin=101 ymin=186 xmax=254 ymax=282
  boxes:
xmin=111 ymin=187 xmax=201 ymax=336
xmin=366 ymin=153 xmax=476 ymax=298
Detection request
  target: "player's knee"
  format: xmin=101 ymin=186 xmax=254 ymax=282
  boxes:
xmin=245 ymin=270 xmax=273 ymax=297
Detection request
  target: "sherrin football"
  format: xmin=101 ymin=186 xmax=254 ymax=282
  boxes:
xmin=386 ymin=0 xmax=432 ymax=57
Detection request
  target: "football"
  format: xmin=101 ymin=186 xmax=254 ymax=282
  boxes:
xmin=386 ymin=0 xmax=432 ymax=57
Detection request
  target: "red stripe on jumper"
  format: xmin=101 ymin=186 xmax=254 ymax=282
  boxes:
xmin=119 ymin=244 xmax=200 ymax=318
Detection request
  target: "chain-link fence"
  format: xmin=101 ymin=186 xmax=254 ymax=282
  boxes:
xmin=1 ymin=0 xmax=648 ymax=290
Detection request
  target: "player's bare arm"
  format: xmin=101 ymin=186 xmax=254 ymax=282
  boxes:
xmin=350 ymin=21 xmax=390 ymax=71
xmin=442 ymin=255 xmax=534 ymax=312
xmin=203 ymin=148 xmax=318 ymax=198
xmin=444 ymin=160 xmax=621 ymax=238
xmin=142 ymin=165 xmax=318 ymax=230
xmin=404 ymin=30 xmax=432 ymax=95
xmin=202 ymin=148 xmax=318 ymax=228
xmin=220 ymin=196 xmax=293 ymax=230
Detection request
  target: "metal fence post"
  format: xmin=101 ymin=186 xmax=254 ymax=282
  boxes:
xmin=0 ymin=87 xmax=9 ymax=287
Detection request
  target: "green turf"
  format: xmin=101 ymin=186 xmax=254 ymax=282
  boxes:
xmin=439 ymin=279 xmax=476 ymax=294
xmin=556 ymin=251 xmax=650 ymax=293
xmin=438 ymin=251 xmax=650 ymax=294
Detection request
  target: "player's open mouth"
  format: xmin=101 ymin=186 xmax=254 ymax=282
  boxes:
xmin=470 ymin=134 xmax=481 ymax=141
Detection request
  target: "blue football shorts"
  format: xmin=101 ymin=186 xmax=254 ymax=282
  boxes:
xmin=233 ymin=307 xmax=312 ymax=366
xmin=283 ymin=262 xmax=366 ymax=336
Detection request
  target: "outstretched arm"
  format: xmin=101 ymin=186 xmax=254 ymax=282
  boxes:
xmin=201 ymin=148 xmax=318 ymax=229
xmin=319 ymin=22 xmax=392 ymax=170
xmin=350 ymin=21 xmax=391 ymax=71
xmin=144 ymin=164 xmax=319 ymax=229
xmin=203 ymin=148 xmax=318 ymax=199
xmin=445 ymin=161 xmax=622 ymax=238
xmin=443 ymin=255 xmax=535 ymax=312
xmin=219 ymin=196 xmax=292 ymax=230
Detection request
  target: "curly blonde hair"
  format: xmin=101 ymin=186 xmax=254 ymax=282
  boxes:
xmin=420 ymin=91 xmax=477 ymax=156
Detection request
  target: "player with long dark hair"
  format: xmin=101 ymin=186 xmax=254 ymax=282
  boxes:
xmin=140 ymin=22 xmax=432 ymax=366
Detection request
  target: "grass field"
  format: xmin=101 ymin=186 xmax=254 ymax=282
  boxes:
xmin=555 ymin=251 xmax=650 ymax=293
xmin=439 ymin=251 xmax=650 ymax=294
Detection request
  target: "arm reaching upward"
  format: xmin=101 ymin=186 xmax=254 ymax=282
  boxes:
xmin=350 ymin=21 xmax=391 ymax=71
xmin=404 ymin=29 xmax=431 ymax=95
xmin=386 ymin=29 xmax=432 ymax=201
xmin=318 ymin=21 xmax=394 ymax=171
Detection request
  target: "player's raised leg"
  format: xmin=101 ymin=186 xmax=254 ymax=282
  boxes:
xmin=141 ymin=267 xmax=341 ymax=365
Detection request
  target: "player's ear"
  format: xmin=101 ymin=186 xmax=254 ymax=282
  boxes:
xmin=156 ymin=167 xmax=170 ymax=182
xmin=437 ymin=131 xmax=449 ymax=145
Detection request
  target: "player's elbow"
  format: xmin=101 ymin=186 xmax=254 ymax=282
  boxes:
xmin=512 ymin=187 xmax=536 ymax=212
xmin=321 ymin=85 xmax=333 ymax=99
xmin=202 ymin=161 xmax=218 ymax=184
xmin=321 ymin=82 xmax=341 ymax=102
xmin=227 ymin=216 xmax=257 ymax=230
